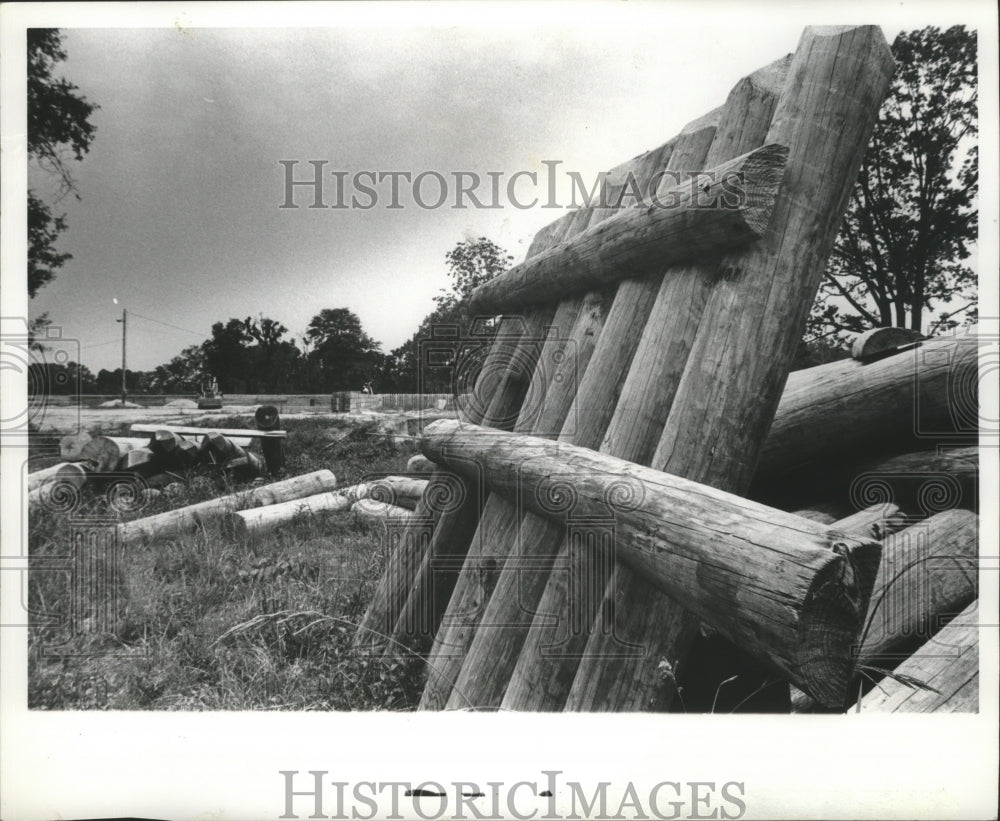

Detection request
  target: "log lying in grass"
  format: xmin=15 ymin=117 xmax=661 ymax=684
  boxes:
xmin=856 ymin=600 xmax=978 ymax=713
xmin=148 ymin=430 xmax=200 ymax=469
xmin=203 ymin=432 xmax=263 ymax=477
xmin=831 ymin=503 xmax=908 ymax=541
xmin=225 ymin=482 xmax=372 ymax=538
xmin=420 ymin=419 xmax=881 ymax=707
xmin=27 ymin=462 xmax=89 ymax=507
xmin=59 ymin=431 xmax=93 ymax=461
xmin=857 ymin=508 xmax=978 ymax=669
xmin=368 ymin=476 xmax=428 ymax=511
xmin=255 ymin=405 xmax=285 ymax=474
xmin=131 ymin=423 xmax=270 ymax=443
xmin=466 ymin=143 xmax=789 ymax=315
xmin=117 ymin=469 xmax=338 ymax=546
xmin=117 ymin=447 xmax=162 ymax=478
xmin=406 ymin=453 xmax=436 ymax=474
xmin=75 ymin=435 xmax=138 ymax=472
xmin=352 ymin=498 xmax=414 ymax=528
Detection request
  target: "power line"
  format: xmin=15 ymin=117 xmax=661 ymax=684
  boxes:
xmin=81 ymin=338 xmax=121 ymax=350
xmin=127 ymin=310 xmax=205 ymax=339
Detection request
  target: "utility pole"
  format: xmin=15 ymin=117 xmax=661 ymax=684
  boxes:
xmin=116 ymin=308 xmax=127 ymax=405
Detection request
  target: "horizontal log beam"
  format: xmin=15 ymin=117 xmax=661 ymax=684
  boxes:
xmin=117 ymin=469 xmax=337 ymax=546
xmin=467 ymin=143 xmax=789 ymax=315
xmin=131 ymin=423 xmax=284 ymax=440
xmin=420 ymin=419 xmax=881 ymax=707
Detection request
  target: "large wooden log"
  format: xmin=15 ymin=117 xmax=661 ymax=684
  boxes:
xmin=754 ymin=332 xmax=980 ymax=491
xmin=27 ymin=462 xmax=89 ymax=508
xmin=368 ymin=476 xmax=429 ymax=511
xmin=495 ymin=55 xmax=792 ymax=713
xmin=563 ymin=26 xmax=894 ymax=713
xmin=59 ymin=431 xmax=93 ymax=461
xmin=131 ymin=423 xmax=282 ymax=441
xmin=856 ymin=600 xmax=978 ymax=713
xmin=466 ymin=144 xmax=788 ymax=315
xmin=352 ymin=498 xmax=414 ymax=528
xmin=353 ymin=307 xmax=553 ymax=651
xmin=117 ymin=469 xmax=338 ymax=546
xmin=420 ymin=420 xmax=881 ymax=708
xmin=225 ymin=482 xmax=372 ymax=538
xmin=419 ymin=101 xmax=725 ymax=708
xmin=406 ymin=453 xmax=436 ymax=474
xmin=858 ymin=508 xmax=978 ymax=669
xmin=395 ymin=209 xmax=613 ymax=660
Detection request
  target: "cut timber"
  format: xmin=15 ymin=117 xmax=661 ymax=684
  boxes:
xmin=858 ymin=508 xmax=978 ymax=669
xmin=226 ymin=482 xmax=371 ymax=538
xmin=149 ymin=430 xmax=200 ymax=469
xmin=78 ymin=435 xmax=136 ymax=473
xmin=204 ymin=432 xmax=263 ymax=477
xmin=420 ymin=420 xmax=881 ymax=708
xmin=117 ymin=447 xmax=161 ymax=478
xmin=564 ymin=25 xmax=895 ymax=713
xmin=755 ymin=333 xmax=980 ymax=488
xmin=857 ymin=601 xmax=978 ymax=713
xmin=406 ymin=454 xmax=436 ymax=474
xmin=131 ymin=423 xmax=283 ymax=440
xmin=439 ymin=91 xmax=733 ymax=711
xmin=27 ymin=462 xmax=88 ymax=507
xmin=352 ymin=499 xmax=414 ymax=528
xmin=850 ymin=326 xmax=924 ymax=361
xmin=498 ymin=55 xmax=792 ymax=714
xmin=368 ymin=476 xmax=428 ymax=511
xmin=255 ymin=405 xmax=285 ymax=474
xmin=831 ymin=503 xmax=907 ymax=541
xmin=117 ymin=469 xmax=338 ymax=546
xmin=59 ymin=431 xmax=93 ymax=461
xmin=466 ymin=144 xmax=789 ymax=314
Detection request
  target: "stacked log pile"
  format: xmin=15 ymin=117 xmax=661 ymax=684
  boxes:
xmin=28 ymin=412 xmax=286 ymax=513
xmin=357 ymin=25 xmax=983 ymax=714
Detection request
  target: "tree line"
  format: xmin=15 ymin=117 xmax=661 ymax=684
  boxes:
xmin=28 ymin=27 xmax=978 ymax=396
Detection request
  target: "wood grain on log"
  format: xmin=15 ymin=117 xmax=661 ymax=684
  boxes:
xmin=27 ymin=462 xmax=88 ymax=506
xmin=467 ymin=143 xmax=788 ymax=315
xmin=858 ymin=508 xmax=978 ymax=669
xmin=225 ymin=482 xmax=371 ymax=538
xmin=117 ymin=469 xmax=338 ymax=546
xmin=59 ymin=431 xmax=93 ymax=461
xmin=500 ymin=55 xmax=791 ymax=713
xmin=567 ymin=26 xmax=894 ymax=713
xmin=856 ymin=600 xmax=978 ymax=713
xmin=420 ymin=420 xmax=881 ymax=708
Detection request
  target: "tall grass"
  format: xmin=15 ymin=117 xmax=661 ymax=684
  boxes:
xmin=28 ymin=416 xmax=428 ymax=710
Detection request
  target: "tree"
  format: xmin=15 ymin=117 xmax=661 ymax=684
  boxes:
xmin=384 ymin=237 xmax=512 ymax=391
xmin=807 ymin=26 xmax=977 ymax=342
xmin=149 ymin=345 xmax=207 ymax=393
xmin=305 ymin=308 xmax=383 ymax=391
xmin=200 ymin=316 xmax=302 ymax=393
xmin=27 ymin=29 xmax=98 ymax=298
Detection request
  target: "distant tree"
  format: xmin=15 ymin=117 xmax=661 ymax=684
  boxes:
xmin=149 ymin=344 xmax=207 ymax=393
xmin=28 ymin=359 xmax=96 ymax=395
xmin=27 ymin=29 xmax=98 ymax=297
xmin=305 ymin=308 xmax=382 ymax=391
xmin=385 ymin=237 xmax=512 ymax=392
xmin=202 ymin=318 xmax=254 ymax=392
xmin=807 ymin=26 xmax=977 ymax=343
xmin=200 ymin=316 xmax=302 ymax=393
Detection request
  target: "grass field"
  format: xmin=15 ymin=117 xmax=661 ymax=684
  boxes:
xmin=28 ymin=416 xmax=428 ymax=710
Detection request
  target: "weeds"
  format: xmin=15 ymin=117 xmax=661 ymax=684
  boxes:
xmin=28 ymin=414 xmax=425 ymax=710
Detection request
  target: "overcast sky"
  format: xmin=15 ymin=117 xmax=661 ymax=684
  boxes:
xmin=19 ymin=5 xmax=956 ymax=374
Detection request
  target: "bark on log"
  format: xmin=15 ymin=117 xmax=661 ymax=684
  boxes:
xmin=830 ymin=503 xmax=907 ymax=541
xmin=497 ymin=55 xmax=791 ymax=713
xmin=856 ymin=600 xmax=978 ymax=713
xmin=226 ymin=482 xmax=372 ymax=538
xmin=255 ymin=405 xmax=285 ymax=474
xmin=149 ymin=430 xmax=200 ymax=469
xmin=467 ymin=144 xmax=789 ymax=315
xmin=27 ymin=462 xmax=89 ymax=507
xmin=117 ymin=469 xmax=338 ymax=546
xmin=565 ymin=26 xmax=894 ymax=713
xmin=421 ymin=420 xmax=881 ymax=708
xmin=117 ymin=447 xmax=162 ymax=478
xmin=368 ymin=476 xmax=429 ymax=511
xmin=858 ymin=508 xmax=978 ymax=669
